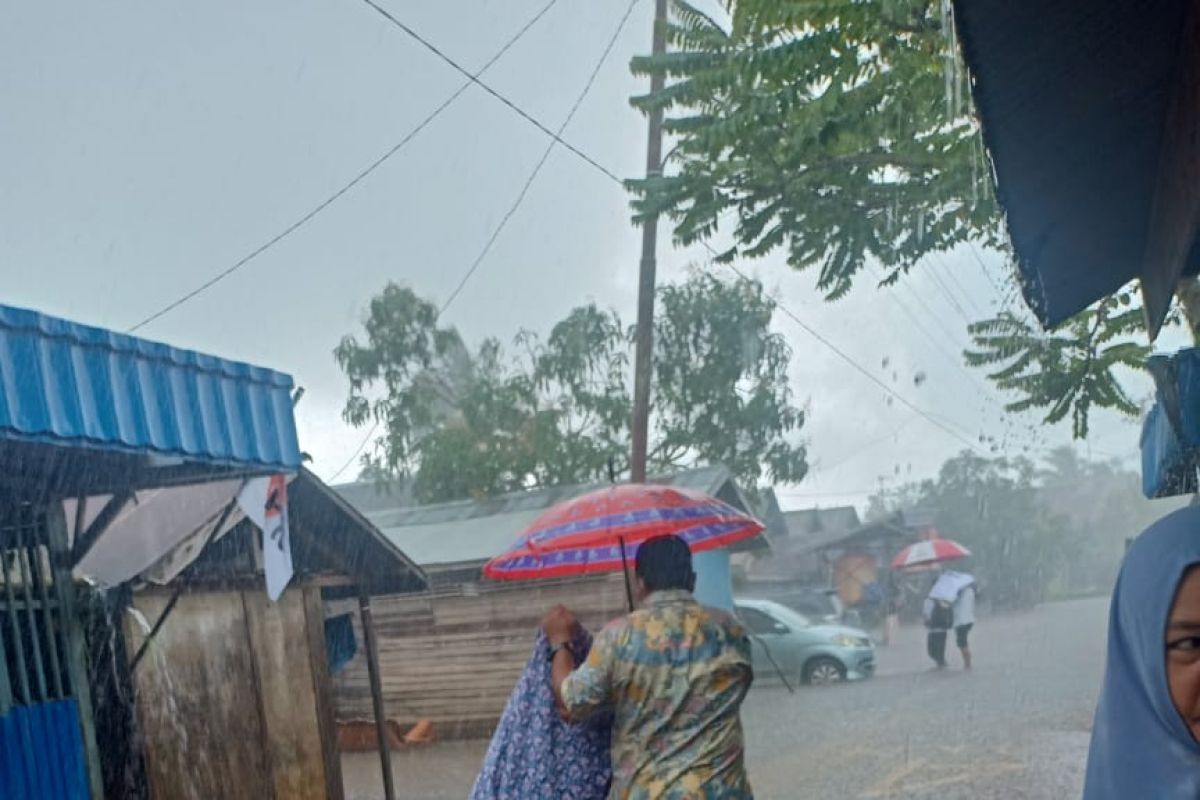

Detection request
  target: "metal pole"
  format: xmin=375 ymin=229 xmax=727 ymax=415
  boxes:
xmin=619 ymin=536 xmax=635 ymax=612
xmin=359 ymin=590 xmax=396 ymax=800
xmin=629 ymin=0 xmax=669 ymax=483
xmin=16 ymin=527 xmax=48 ymax=702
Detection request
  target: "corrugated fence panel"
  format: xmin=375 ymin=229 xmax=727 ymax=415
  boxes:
xmin=0 ymin=699 xmax=89 ymax=799
xmin=333 ymin=575 xmax=628 ymax=739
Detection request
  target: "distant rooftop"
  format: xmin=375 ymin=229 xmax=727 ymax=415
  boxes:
xmin=335 ymin=464 xmax=761 ymax=568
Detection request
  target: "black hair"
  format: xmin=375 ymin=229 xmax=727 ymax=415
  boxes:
xmin=635 ymin=535 xmax=695 ymax=592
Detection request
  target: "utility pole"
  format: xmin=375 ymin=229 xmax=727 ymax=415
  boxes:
xmin=630 ymin=0 xmax=669 ymax=483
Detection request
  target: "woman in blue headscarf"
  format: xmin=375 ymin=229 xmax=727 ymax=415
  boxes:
xmin=1084 ymin=506 xmax=1200 ymax=798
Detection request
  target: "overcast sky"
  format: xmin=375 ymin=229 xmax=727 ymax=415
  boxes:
xmin=0 ymin=0 xmax=1175 ymax=512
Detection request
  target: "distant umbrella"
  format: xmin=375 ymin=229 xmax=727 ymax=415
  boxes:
xmin=891 ymin=538 xmax=971 ymax=569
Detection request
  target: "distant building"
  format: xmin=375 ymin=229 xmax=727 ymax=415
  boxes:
xmin=742 ymin=505 xmax=861 ymax=585
xmin=331 ymin=464 xmax=767 ymax=739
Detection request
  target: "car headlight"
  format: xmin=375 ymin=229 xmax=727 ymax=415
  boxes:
xmin=831 ymin=634 xmax=860 ymax=648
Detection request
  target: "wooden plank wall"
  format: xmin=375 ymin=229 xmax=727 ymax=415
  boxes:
xmin=127 ymin=586 xmax=340 ymax=800
xmin=332 ymin=574 xmax=628 ymax=739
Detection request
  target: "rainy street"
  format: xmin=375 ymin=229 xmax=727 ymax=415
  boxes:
xmin=343 ymin=595 xmax=1107 ymax=799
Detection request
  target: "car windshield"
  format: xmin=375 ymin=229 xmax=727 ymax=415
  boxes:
xmin=3 ymin=2 xmax=1190 ymax=798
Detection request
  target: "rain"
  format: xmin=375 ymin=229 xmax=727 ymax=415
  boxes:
xmin=2 ymin=1 xmax=1199 ymax=799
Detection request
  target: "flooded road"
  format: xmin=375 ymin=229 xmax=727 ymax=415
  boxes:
xmin=343 ymin=596 xmax=1107 ymax=799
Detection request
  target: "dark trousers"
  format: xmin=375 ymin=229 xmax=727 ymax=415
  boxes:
xmin=927 ymin=629 xmax=948 ymax=666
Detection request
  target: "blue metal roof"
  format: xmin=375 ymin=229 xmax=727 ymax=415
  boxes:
xmin=0 ymin=303 xmax=301 ymax=471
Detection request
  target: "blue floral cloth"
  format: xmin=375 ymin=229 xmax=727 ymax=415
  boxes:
xmin=470 ymin=629 xmax=612 ymax=800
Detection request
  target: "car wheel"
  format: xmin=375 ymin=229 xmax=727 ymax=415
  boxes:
xmin=803 ymin=656 xmax=846 ymax=686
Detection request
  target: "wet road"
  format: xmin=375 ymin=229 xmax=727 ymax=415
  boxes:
xmin=343 ymin=596 xmax=1108 ymax=799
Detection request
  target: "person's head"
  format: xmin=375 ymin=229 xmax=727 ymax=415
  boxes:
xmin=1084 ymin=507 xmax=1200 ymax=798
xmin=634 ymin=535 xmax=695 ymax=601
xmin=1168 ymin=565 xmax=1200 ymax=742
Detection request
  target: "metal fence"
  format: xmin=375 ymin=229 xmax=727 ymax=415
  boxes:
xmin=0 ymin=503 xmax=92 ymax=798
xmin=0 ymin=506 xmax=71 ymax=713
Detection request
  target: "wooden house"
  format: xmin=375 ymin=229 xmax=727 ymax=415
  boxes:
xmin=331 ymin=465 xmax=766 ymax=740
xmin=118 ymin=469 xmax=426 ymax=800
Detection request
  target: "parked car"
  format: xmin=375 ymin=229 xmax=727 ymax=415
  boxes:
xmin=734 ymin=597 xmax=876 ymax=686
xmin=771 ymin=586 xmax=843 ymax=624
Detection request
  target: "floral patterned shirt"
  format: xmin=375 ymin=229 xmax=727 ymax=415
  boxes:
xmin=561 ymin=590 xmax=754 ymax=799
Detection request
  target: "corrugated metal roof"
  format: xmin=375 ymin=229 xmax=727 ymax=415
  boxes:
xmin=0 ymin=303 xmax=300 ymax=470
xmin=349 ymin=464 xmax=749 ymax=567
xmin=782 ymin=507 xmax=860 ymax=539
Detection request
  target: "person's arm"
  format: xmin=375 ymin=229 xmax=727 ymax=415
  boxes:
xmin=549 ymin=645 xmax=577 ymax=719
xmin=543 ymin=605 xmax=583 ymax=719
xmin=554 ymin=620 xmax=618 ymax=722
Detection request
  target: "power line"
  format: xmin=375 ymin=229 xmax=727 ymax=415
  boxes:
xmin=328 ymin=423 xmax=379 ymax=484
xmin=352 ymin=3 xmax=986 ymax=454
xmin=721 ymin=259 xmax=983 ymax=453
xmin=922 ymin=255 xmax=974 ymax=326
xmin=439 ymin=0 xmax=641 ymax=317
xmin=932 ymin=251 xmax=986 ymax=318
xmin=329 ymin=0 xmax=640 ymax=483
xmin=126 ymin=0 xmax=563 ymax=333
xmin=359 ymin=0 xmax=624 ymax=185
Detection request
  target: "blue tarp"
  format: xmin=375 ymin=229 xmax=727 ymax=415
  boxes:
xmin=325 ymin=613 xmax=357 ymax=674
xmin=0 ymin=303 xmax=300 ymax=470
xmin=0 ymin=700 xmax=89 ymax=799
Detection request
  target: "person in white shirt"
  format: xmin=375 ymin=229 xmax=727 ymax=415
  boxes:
xmin=951 ymin=573 xmax=977 ymax=670
xmin=926 ymin=569 xmax=976 ymax=670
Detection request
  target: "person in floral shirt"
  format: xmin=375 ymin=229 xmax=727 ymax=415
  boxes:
xmin=544 ymin=535 xmax=755 ymax=799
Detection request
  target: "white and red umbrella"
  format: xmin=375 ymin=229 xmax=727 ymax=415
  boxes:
xmin=891 ymin=538 xmax=970 ymax=569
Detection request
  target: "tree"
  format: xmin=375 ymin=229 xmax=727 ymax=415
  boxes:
xmin=628 ymin=0 xmax=998 ymax=298
xmin=964 ymin=292 xmax=1151 ymax=438
xmin=627 ymin=1 xmax=1199 ymax=442
xmin=334 ymin=273 xmax=808 ymax=502
xmin=869 ymin=447 xmax=1181 ymax=606
xmin=870 ymin=452 xmax=1070 ymax=608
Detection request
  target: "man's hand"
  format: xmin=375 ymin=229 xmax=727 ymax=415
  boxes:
xmin=542 ymin=604 xmax=579 ymax=646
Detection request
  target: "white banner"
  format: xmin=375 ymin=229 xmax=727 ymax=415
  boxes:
xmin=238 ymin=475 xmax=294 ymax=602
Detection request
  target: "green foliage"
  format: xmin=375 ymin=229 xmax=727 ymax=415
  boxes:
xmin=964 ymin=292 xmax=1151 ymax=438
xmin=870 ymin=447 xmax=1183 ymax=606
xmin=628 ymin=0 xmax=999 ymax=298
xmin=653 ymin=274 xmax=808 ymax=484
xmin=335 ymin=274 xmax=808 ymax=502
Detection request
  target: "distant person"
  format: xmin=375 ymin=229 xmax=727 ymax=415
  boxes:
xmin=1083 ymin=508 xmax=1200 ymax=798
xmin=923 ymin=573 xmax=954 ymax=669
xmin=542 ymin=534 xmax=755 ymax=798
xmin=947 ymin=570 xmax=977 ymax=669
xmin=883 ymin=572 xmax=904 ymax=646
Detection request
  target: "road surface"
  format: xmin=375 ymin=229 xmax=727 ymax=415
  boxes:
xmin=343 ymin=595 xmax=1107 ymax=799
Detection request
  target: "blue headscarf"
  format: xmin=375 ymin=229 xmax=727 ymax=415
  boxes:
xmin=1084 ymin=506 xmax=1200 ymax=798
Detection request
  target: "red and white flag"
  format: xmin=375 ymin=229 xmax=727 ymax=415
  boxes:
xmin=238 ymin=475 xmax=294 ymax=601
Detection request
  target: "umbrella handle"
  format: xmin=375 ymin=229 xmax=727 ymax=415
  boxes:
xmin=619 ymin=536 xmax=634 ymax=612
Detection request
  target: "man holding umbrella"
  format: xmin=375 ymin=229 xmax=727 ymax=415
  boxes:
xmin=542 ymin=534 xmax=755 ymax=798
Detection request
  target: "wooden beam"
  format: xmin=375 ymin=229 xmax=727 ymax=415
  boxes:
xmin=1141 ymin=0 xmax=1200 ymax=339
xmin=358 ymin=591 xmax=396 ymax=800
xmin=304 ymin=586 xmax=345 ymax=800
xmin=70 ymin=491 xmax=131 ymax=567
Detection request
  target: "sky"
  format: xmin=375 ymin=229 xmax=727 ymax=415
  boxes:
xmin=0 ymin=0 xmax=1177 ymax=513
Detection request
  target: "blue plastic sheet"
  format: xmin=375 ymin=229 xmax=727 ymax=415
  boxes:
xmin=325 ymin=613 xmax=357 ymax=674
xmin=0 ymin=699 xmax=89 ymax=799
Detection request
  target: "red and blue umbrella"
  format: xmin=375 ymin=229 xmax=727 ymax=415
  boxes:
xmin=482 ymin=484 xmax=764 ymax=582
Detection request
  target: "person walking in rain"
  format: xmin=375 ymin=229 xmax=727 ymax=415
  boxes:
xmin=542 ymin=534 xmax=755 ymax=798
xmin=924 ymin=568 xmax=975 ymax=670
